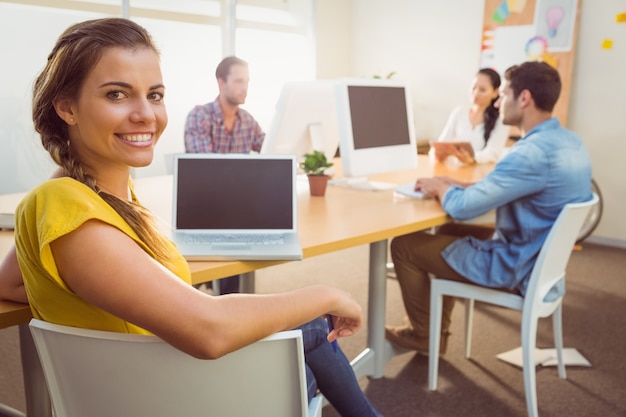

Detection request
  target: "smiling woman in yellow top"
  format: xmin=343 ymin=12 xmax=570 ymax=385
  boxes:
xmin=3 ymin=17 xmax=383 ymax=417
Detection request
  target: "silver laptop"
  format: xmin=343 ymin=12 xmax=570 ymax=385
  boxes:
xmin=171 ymin=153 xmax=303 ymax=261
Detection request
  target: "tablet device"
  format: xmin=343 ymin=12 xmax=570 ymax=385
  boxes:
xmin=430 ymin=141 xmax=475 ymax=158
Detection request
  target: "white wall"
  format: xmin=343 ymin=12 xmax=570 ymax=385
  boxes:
xmin=0 ymin=5 xmax=102 ymax=194
xmin=567 ymin=2 xmax=626 ymax=246
xmin=316 ymin=0 xmax=626 ymax=246
xmin=0 ymin=0 xmax=622 ymax=244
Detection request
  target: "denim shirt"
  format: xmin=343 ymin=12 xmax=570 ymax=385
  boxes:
xmin=440 ymin=118 xmax=592 ymax=297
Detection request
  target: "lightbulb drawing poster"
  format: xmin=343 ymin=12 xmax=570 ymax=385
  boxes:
xmin=534 ymin=0 xmax=578 ymax=51
xmin=480 ymin=0 xmax=581 ymax=126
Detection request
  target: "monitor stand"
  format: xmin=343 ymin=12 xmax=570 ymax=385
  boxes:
xmin=308 ymin=123 xmax=336 ymax=162
xmin=308 ymin=123 xmax=324 ymax=152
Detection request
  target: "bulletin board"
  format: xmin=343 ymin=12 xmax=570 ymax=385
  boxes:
xmin=480 ymin=0 xmax=582 ymax=126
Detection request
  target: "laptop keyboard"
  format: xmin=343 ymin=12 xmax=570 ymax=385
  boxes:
xmin=183 ymin=233 xmax=285 ymax=245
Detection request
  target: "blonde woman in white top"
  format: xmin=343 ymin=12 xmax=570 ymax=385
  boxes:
xmin=435 ymin=68 xmax=509 ymax=164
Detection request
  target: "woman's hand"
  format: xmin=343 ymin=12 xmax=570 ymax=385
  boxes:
xmin=451 ymin=146 xmax=476 ymax=164
xmin=434 ymin=147 xmax=450 ymax=162
xmin=326 ymin=288 xmax=363 ymax=341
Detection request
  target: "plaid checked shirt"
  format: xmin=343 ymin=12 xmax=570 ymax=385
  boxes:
xmin=184 ymin=99 xmax=265 ymax=153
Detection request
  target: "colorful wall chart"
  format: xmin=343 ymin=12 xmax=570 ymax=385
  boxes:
xmin=480 ymin=0 xmax=582 ymax=126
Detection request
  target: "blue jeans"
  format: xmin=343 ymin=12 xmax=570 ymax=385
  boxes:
xmin=297 ymin=318 xmax=383 ymax=417
xmin=211 ymin=275 xmax=240 ymax=294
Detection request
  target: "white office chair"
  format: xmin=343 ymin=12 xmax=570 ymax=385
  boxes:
xmin=29 ymin=319 xmax=322 ymax=417
xmin=428 ymin=194 xmax=598 ymax=417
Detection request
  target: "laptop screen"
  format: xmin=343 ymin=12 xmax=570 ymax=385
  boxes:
xmin=174 ymin=154 xmax=295 ymax=231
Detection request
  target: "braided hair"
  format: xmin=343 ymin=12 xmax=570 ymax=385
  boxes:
xmin=32 ymin=17 xmax=176 ymax=267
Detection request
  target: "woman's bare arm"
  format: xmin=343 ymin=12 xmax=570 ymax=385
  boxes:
xmin=0 ymin=245 xmax=28 ymax=303
xmin=52 ymin=220 xmax=363 ymax=359
xmin=0 ymin=169 xmax=65 ymax=304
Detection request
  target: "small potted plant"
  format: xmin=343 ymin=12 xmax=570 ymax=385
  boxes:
xmin=300 ymin=150 xmax=334 ymax=196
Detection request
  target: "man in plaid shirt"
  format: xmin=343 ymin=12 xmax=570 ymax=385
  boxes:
xmin=184 ymin=56 xmax=265 ymax=154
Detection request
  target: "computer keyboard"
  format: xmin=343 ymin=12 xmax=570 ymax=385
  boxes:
xmin=183 ymin=233 xmax=285 ymax=245
xmin=394 ymin=183 xmax=427 ymax=199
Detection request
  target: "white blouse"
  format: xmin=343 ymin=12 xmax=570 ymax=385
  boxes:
xmin=437 ymin=105 xmax=509 ymax=163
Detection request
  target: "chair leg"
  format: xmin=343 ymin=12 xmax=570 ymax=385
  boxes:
xmin=552 ymin=304 xmax=567 ymax=379
xmin=0 ymin=403 xmax=25 ymax=417
xmin=464 ymin=299 xmax=474 ymax=359
xmin=428 ymin=286 xmax=444 ymax=391
xmin=521 ymin=316 xmax=540 ymax=417
xmin=308 ymin=395 xmax=324 ymax=417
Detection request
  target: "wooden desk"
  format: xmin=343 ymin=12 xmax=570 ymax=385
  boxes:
xmin=0 ymin=300 xmax=30 ymax=329
xmin=129 ymin=156 xmax=492 ymax=378
xmin=133 ymin=155 xmax=493 ymax=284
xmin=1 ymin=193 xmax=31 ymax=330
xmin=0 ymin=155 xmax=493 ymax=416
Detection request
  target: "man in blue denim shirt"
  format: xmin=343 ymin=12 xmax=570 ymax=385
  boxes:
xmin=386 ymin=62 xmax=592 ymax=354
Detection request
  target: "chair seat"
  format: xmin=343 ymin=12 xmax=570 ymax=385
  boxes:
xmin=428 ymin=194 xmax=598 ymax=417
xmin=432 ymin=280 xmax=524 ymax=311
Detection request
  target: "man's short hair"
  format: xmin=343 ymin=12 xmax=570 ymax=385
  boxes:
xmin=215 ymin=56 xmax=248 ymax=81
xmin=504 ymin=61 xmax=561 ymax=112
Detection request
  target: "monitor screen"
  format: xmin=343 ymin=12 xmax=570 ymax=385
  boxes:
xmin=335 ymin=78 xmax=417 ymax=178
xmin=261 ymin=80 xmax=340 ymax=163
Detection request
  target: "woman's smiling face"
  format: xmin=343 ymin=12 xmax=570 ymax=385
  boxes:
xmin=59 ymin=46 xmax=167 ymax=176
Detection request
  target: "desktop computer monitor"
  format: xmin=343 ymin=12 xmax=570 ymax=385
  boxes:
xmin=335 ymin=78 xmax=417 ymax=180
xmin=261 ymin=80 xmax=340 ymax=163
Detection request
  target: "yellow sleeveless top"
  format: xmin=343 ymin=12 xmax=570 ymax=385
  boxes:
xmin=15 ymin=177 xmax=191 ymax=334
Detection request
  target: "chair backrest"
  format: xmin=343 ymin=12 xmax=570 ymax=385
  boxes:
xmin=524 ymin=194 xmax=599 ymax=308
xmin=29 ymin=319 xmax=311 ymax=417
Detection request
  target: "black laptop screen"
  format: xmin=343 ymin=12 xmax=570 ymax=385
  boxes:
xmin=175 ymin=157 xmax=294 ymax=230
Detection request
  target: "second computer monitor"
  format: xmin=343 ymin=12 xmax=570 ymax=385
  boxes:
xmin=261 ymin=80 xmax=340 ymax=162
xmin=335 ymin=78 xmax=417 ymax=178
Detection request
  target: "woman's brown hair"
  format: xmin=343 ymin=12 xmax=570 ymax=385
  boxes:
xmin=32 ymin=17 xmax=175 ymax=266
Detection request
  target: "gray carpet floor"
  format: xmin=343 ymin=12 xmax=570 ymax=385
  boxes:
xmin=256 ymin=242 xmax=626 ymax=417
xmin=0 ymin=242 xmax=624 ymax=416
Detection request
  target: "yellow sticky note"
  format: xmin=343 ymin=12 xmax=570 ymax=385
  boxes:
xmin=540 ymin=53 xmax=558 ymax=69
xmin=508 ymin=0 xmax=528 ymax=14
xmin=616 ymin=12 xmax=626 ymax=23
xmin=602 ymin=39 xmax=613 ymax=50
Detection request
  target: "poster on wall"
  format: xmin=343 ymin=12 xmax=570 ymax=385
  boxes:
xmin=479 ymin=0 xmax=582 ymax=126
xmin=535 ymin=0 xmax=578 ymax=52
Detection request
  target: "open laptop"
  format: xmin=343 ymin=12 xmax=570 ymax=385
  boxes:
xmin=171 ymin=153 xmax=302 ymax=261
